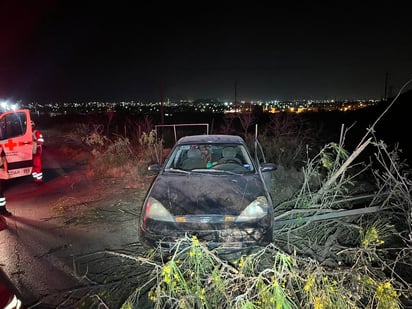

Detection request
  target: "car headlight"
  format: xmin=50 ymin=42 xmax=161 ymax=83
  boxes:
xmin=144 ymin=196 xmax=174 ymax=222
xmin=236 ymin=196 xmax=269 ymax=222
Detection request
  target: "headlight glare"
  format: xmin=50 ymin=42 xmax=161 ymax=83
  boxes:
xmin=145 ymin=197 xmax=174 ymax=222
xmin=236 ymin=196 xmax=268 ymax=222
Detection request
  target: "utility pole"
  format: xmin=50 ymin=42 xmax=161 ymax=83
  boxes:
xmin=234 ymin=80 xmax=237 ymax=112
xmin=384 ymin=72 xmax=388 ymax=101
xmin=160 ymin=86 xmax=164 ymax=125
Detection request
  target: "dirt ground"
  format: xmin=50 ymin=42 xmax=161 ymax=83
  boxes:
xmin=44 ymin=129 xmax=155 ymax=308
xmin=1 ymin=128 xmax=157 ymax=308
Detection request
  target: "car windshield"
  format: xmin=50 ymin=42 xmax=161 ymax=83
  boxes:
xmin=164 ymin=143 xmax=255 ymax=173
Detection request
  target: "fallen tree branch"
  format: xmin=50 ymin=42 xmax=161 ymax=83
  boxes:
xmin=274 ymin=205 xmax=381 ymax=226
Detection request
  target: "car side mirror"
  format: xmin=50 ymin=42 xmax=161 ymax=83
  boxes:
xmin=260 ymin=163 xmax=277 ymax=173
xmin=148 ymin=164 xmax=161 ymax=173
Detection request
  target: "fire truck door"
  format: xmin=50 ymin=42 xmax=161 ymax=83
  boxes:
xmin=0 ymin=109 xmax=33 ymax=179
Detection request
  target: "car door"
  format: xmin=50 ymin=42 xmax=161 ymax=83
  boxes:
xmin=0 ymin=109 xmax=33 ymax=178
xmin=253 ymin=138 xmax=275 ymax=191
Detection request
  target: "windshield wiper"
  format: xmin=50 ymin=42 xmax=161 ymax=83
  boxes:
xmin=192 ymin=168 xmax=238 ymax=175
xmin=164 ymin=168 xmax=190 ymax=174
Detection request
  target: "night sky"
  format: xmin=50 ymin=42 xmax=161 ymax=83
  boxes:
xmin=1 ymin=3 xmax=411 ymax=103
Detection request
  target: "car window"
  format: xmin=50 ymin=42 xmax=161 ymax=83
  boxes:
xmin=164 ymin=143 xmax=255 ymax=172
xmin=164 ymin=147 xmax=185 ymax=169
xmin=0 ymin=112 xmax=27 ymax=139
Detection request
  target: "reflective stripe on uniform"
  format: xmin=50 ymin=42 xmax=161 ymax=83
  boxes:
xmin=33 ymin=172 xmax=43 ymax=180
xmin=4 ymin=294 xmax=22 ymax=309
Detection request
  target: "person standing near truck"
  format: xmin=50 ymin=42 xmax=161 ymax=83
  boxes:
xmin=32 ymin=121 xmax=45 ymax=184
xmin=0 ymin=147 xmax=11 ymax=216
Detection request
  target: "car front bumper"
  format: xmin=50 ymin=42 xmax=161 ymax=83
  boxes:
xmin=140 ymin=223 xmax=273 ymax=254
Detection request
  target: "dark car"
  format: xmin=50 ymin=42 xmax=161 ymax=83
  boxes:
xmin=138 ymin=134 xmax=277 ymax=254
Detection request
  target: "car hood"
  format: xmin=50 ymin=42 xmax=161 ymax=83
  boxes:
xmin=147 ymin=172 xmax=270 ymax=215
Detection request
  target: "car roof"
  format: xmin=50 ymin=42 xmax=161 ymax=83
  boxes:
xmin=176 ymin=134 xmax=246 ymax=145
